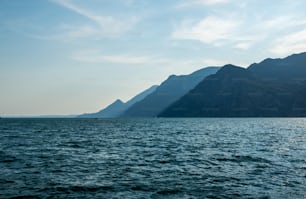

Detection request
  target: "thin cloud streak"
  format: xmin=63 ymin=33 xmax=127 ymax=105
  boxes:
xmin=172 ymin=16 xmax=242 ymax=44
xmin=50 ymin=0 xmax=115 ymax=26
xmin=178 ymin=0 xmax=231 ymax=8
xmin=73 ymin=54 xmax=151 ymax=64
xmin=49 ymin=0 xmax=139 ymax=39
xmin=72 ymin=50 xmax=233 ymax=69
xmin=72 ymin=50 xmax=152 ymax=64
xmin=270 ymin=29 xmax=306 ymax=56
xmin=172 ymin=10 xmax=306 ymax=52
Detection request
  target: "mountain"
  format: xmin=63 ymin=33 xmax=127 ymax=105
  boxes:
xmin=159 ymin=52 xmax=306 ymax=117
xmin=121 ymin=67 xmax=220 ymax=117
xmin=78 ymin=85 xmax=158 ymax=118
xmin=79 ymin=99 xmax=126 ymax=118
xmin=124 ymin=85 xmax=159 ymax=108
xmin=248 ymin=52 xmax=306 ymax=82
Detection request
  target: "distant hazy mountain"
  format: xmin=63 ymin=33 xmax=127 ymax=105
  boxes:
xmin=160 ymin=52 xmax=306 ymax=117
xmin=122 ymin=67 xmax=220 ymax=117
xmin=78 ymin=85 xmax=158 ymax=118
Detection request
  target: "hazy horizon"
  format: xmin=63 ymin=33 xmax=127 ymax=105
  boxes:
xmin=2 ymin=0 xmax=306 ymax=116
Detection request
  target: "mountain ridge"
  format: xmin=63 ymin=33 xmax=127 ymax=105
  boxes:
xmin=121 ymin=66 xmax=220 ymax=117
xmin=159 ymin=52 xmax=306 ymax=117
xmin=78 ymin=85 xmax=158 ymax=118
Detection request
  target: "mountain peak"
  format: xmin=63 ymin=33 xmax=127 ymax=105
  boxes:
xmin=167 ymin=74 xmax=178 ymax=80
xmin=189 ymin=66 xmax=220 ymax=75
xmin=113 ymin=99 xmax=124 ymax=104
xmin=217 ymin=64 xmax=246 ymax=76
xmin=223 ymin=64 xmax=238 ymax=68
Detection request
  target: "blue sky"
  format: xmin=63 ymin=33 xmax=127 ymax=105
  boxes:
xmin=1 ymin=0 xmax=306 ymax=116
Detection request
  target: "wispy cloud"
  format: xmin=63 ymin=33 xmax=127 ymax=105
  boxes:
xmin=172 ymin=16 xmax=242 ymax=44
xmin=234 ymin=42 xmax=253 ymax=50
xmin=72 ymin=49 xmax=233 ymax=69
xmin=51 ymin=0 xmax=113 ymax=25
xmin=49 ymin=0 xmax=139 ymax=39
xmin=200 ymin=58 xmax=230 ymax=66
xmin=178 ymin=0 xmax=230 ymax=8
xmin=72 ymin=50 xmax=151 ymax=64
xmin=172 ymin=9 xmax=306 ymax=52
xmin=269 ymin=29 xmax=306 ymax=56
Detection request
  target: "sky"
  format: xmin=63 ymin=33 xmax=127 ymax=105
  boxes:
xmin=1 ymin=0 xmax=306 ymax=116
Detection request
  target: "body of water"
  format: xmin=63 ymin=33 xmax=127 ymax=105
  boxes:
xmin=0 ymin=118 xmax=305 ymax=198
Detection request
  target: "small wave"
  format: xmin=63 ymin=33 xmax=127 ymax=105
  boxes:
xmin=156 ymin=189 xmax=182 ymax=195
xmin=215 ymin=155 xmax=271 ymax=164
xmin=150 ymin=188 xmax=184 ymax=198
xmin=0 ymin=151 xmax=18 ymax=163
xmin=8 ymin=196 xmax=41 ymax=199
xmin=0 ymin=179 xmax=15 ymax=184
xmin=0 ymin=158 xmax=17 ymax=163
xmin=130 ymin=184 xmax=152 ymax=192
xmin=64 ymin=141 xmax=83 ymax=148
xmin=54 ymin=185 xmax=115 ymax=193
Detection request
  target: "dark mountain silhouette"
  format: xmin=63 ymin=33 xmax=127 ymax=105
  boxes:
xmin=121 ymin=67 xmax=220 ymax=117
xmin=78 ymin=85 xmax=158 ymax=118
xmin=248 ymin=52 xmax=306 ymax=82
xmin=160 ymin=52 xmax=306 ymax=117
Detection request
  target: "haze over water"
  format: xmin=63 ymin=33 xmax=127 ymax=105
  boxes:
xmin=1 ymin=118 xmax=305 ymax=198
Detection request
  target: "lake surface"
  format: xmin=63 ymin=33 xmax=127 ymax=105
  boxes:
xmin=0 ymin=118 xmax=305 ymax=198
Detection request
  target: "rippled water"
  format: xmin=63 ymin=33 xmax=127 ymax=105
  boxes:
xmin=0 ymin=118 xmax=305 ymax=198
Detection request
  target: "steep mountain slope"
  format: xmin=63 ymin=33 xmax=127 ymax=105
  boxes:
xmin=160 ymin=53 xmax=306 ymax=117
xmin=78 ymin=85 xmax=158 ymax=118
xmin=79 ymin=99 xmax=126 ymax=118
xmin=122 ymin=67 xmax=220 ymax=117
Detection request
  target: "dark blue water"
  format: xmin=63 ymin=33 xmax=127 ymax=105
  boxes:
xmin=0 ymin=118 xmax=305 ymax=198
